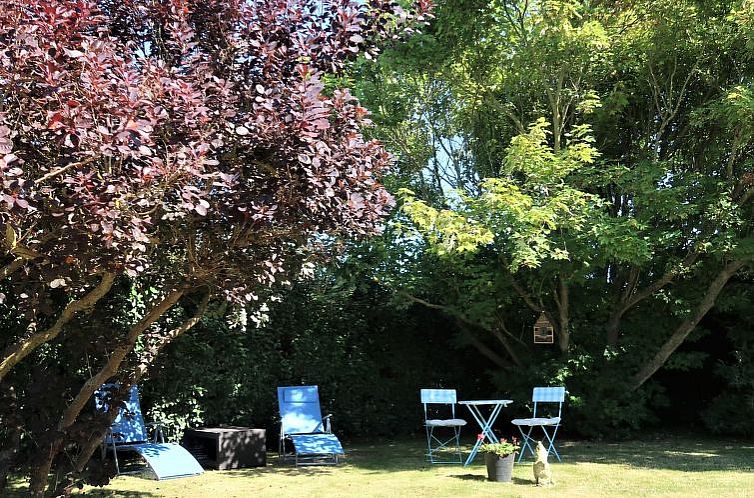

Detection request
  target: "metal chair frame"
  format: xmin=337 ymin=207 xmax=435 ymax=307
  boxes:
xmin=420 ymin=388 xmax=467 ymax=464
xmin=511 ymin=386 xmax=566 ymax=463
xmin=102 ymin=421 xmax=165 ymax=475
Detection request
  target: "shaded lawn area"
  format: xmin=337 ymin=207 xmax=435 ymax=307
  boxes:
xmin=9 ymin=436 xmax=754 ymax=497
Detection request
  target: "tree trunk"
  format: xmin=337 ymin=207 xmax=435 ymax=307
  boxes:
xmin=28 ymin=287 xmax=185 ymax=497
xmin=555 ymin=278 xmax=570 ymax=353
xmin=0 ymin=385 xmax=22 ymax=494
xmin=628 ymin=260 xmax=745 ymax=392
xmin=605 ymin=311 xmax=623 ymax=347
xmin=53 ymin=292 xmax=210 ymax=498
xmin=0 ymin=272 xmax=116 ymax=382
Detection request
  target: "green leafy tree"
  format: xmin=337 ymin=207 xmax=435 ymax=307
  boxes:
xmin=359 ymin=0 xmax=754 ymax=431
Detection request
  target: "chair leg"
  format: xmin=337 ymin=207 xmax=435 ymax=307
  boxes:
xmin=516 ymin=425 xmax=562 ymax=462
xmin=541 ymin=425 xmax=561 ymax=462
xmin=453 ymin=426 xmax=463 ymax=464
xmin=426 ymin=426 xmax=464 ymax=464
xmin=111 ymin=443 xmax=120 ymax=475
xmin=516 ymin=426 xmax=536 ymax=463
xmin=425 ymin=425 xmax=435 ymax=463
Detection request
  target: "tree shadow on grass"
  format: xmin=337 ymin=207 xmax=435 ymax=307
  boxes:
xmin=2 ymin=481 xmax=161 ymax=498
xmin=75 ymin=490 xmax=160 ymax=498
xmin=561 ymin=438 xmax=754 ymax=472
xmin=4 ymin=456 xmax=337 ymax=497
xmin=221 ymin=458 xmax=336 ymax=479
xmin=337 ymin=437 xmax=754 ymax=475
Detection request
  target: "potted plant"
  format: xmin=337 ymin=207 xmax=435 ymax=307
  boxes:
xmin=479 ymin=438 xmax=520 ymax=483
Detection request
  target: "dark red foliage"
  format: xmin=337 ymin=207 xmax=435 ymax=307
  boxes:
xmin=0 ymin=0 xmax=433 ymax=303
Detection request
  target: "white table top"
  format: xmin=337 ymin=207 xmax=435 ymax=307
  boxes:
xmin=458 ymin=399 xmax=513 ymax=406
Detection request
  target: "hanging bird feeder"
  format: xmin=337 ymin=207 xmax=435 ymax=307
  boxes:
xmin=533 ymin=312 xmax=554 ymax=344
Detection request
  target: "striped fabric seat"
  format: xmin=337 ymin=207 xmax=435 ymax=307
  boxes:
xmin=425 ymin=418 xmax=468 ymax=427
xmin=510 ymin=416 xmax=560 ymax=426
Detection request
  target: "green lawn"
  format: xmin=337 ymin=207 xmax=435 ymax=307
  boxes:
xmin=9 ymin=436 xmax=754 ymax=497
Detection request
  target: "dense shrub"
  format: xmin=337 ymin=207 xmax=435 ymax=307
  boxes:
xmin=144 ymin=279 xmax=482 ymax=443
xmin=701 ymin=324 xmax=754 ymax=436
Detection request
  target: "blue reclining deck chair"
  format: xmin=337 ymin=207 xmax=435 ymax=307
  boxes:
xmin=95 ymin=384 xmax=204 ymax=479
xmin=420 ymin=389 xmax=467 ymax=464
xmin=277 ymin=385 xmax=344 ymax=465
xmin=511 ymin=386 xmax=566 ymax=463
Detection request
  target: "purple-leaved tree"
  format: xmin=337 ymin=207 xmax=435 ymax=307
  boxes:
xmin=0 ymin=0 xmax=432 ymax=495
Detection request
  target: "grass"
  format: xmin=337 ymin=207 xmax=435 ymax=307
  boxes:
xmin=8 ymin=436 xmax=754 ymax=497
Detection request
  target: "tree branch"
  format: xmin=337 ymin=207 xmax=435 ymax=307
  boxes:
xmin=400 ymin=291 xmax=525 ymax=360
xmin=628 ymin=259 xmax=745 ymax=391
xmin=0 ymin=272 xmax=116 ymax=382
xmin=606 ymin=252 xmax=699 ymax=346
xmin=0 ymin=258 xmax=24 ymax=280
xmin=34 ymin=156 xmax=98 ymax=184
xmin=456 ymin=319 xmax=507 ymax=368
xmin=490 ymin=320 xmax=523 ymax=367
xmin=135 ymin=289 xmax=210 ymax=379
xmin=29 ymin=286 xmax=187 ymax=496
xmin=66 ymin=290 xmax=211 ymax=483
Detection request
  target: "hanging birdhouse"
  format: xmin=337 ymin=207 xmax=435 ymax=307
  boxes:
xmin=533 ymin=312 xmax=554 ymax=344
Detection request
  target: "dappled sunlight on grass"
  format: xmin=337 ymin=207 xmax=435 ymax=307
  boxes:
xmin=564 ymin=438 xmax=754 ymax=473
xmin=6 ymin=436 xmax=752 ymax=497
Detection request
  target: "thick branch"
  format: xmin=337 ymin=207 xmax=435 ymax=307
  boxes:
xmin=457 ymin=320 xmax=507 ymax=369
xmin=67 ymin=291 xmax=210 ymax=483
xmin=0 ymin=272 xmax=116 ymax=382
xmin=400 ymin=291 xmax=525 ymax=359
xmin=59 ymin=287 xmax=185 ymax=430
xmin=134 ymin=290 xmax=210 ymax=379
xmin=0 ymin=258 xmax=24 ymax=279
xmin=736 ymin=185 xmax=754 ymax=206
xmin=490 ymin=321 xmax=523 ymax=367
xmin=606 ymin=252 xmax=699 ymax=346
xmin=555 ymin=278 xmax=570 ymax=353
xmin=29 ymin=287 xmax=186 ymax=497
xmin=510 ymin=278 xmax=541 ymax=315
xmin=501 ymin=105 xmax=527 ymax=135
xmin=628 ymin=259 xmax=745 ymax=392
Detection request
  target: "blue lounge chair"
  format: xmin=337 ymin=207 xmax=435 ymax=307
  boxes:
xmin=277 ymin=385 xmax=344 ymax=465
xmin=511 ymin=386 xmax=566 ymax=463
xmin=95 ymin=384 xmax=204 ymax=479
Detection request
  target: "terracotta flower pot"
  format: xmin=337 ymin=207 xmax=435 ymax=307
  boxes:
xmin=484 ymin=452 xmax=516 ymax=482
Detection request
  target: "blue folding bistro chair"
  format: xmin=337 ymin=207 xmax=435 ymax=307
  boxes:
xmin=511 ymin=386 xmax=566 ymax=463
xmin=277 ymin=385 xmax=345 ymax=465
xmin=420 ymin=388 xmax=467 ymax=464
xmin=94 ymin=384 xmax=204 ymax=479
